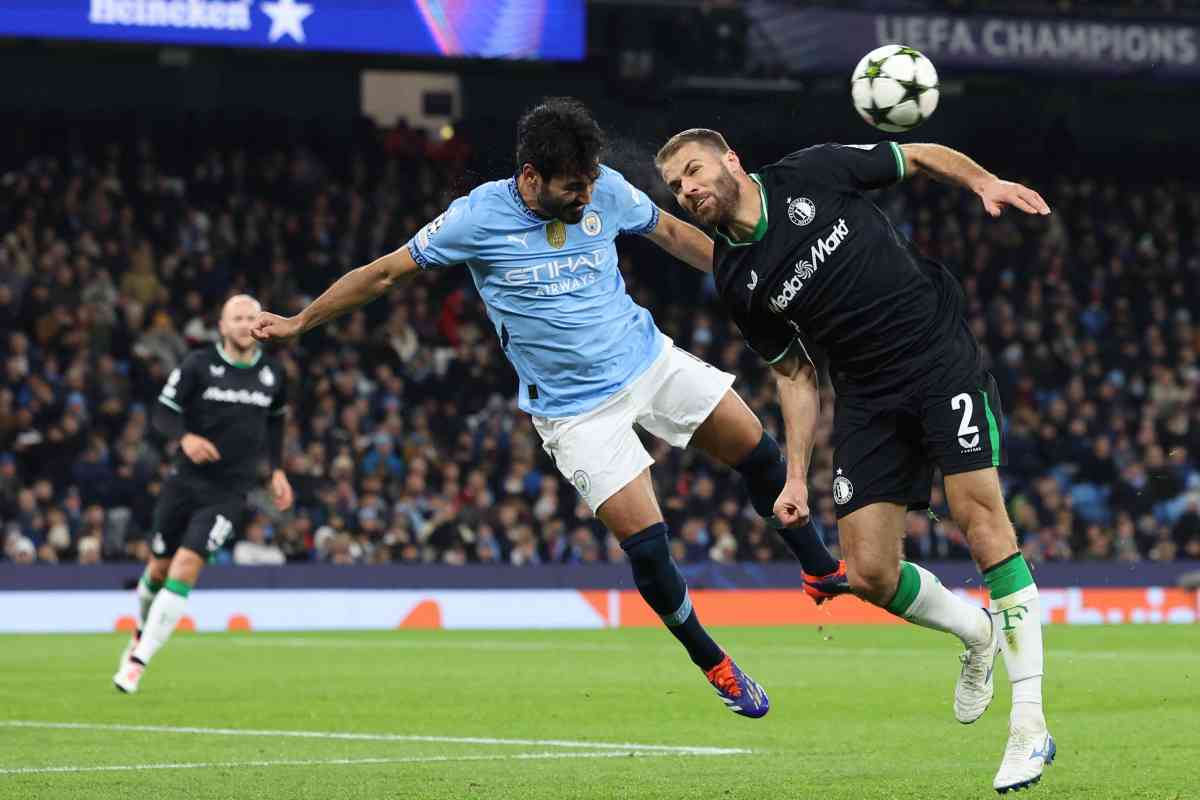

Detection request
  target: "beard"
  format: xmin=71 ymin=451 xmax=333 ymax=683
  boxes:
xmin=692 ymin=164 xmax=741 ymax=228
xmin=537 ymin=187 xmax=587 ymax=224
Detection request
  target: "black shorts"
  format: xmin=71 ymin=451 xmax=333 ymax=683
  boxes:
xmin=830 ymin=366 xmax=1006 ymax=520
xmin=149 ymin=472 xmax=246 ymax=559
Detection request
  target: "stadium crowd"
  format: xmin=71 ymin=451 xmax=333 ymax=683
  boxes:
xmin=1 ymin=124 xmax=1198 ymax=567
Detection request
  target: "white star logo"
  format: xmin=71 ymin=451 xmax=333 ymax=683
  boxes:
xmin=262 ymin=0 xmax=314 ymax=44
xmin=836 ymin=468 xmax=843 ymax=475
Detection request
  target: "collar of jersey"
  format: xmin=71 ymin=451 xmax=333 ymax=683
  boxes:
xmin=217 ymin=342 xmax=262 ymax=369
xmin=716 ymin=173 xmax=768 ymax=247
xmin=507 ymin=177 xmax=551 ymax=223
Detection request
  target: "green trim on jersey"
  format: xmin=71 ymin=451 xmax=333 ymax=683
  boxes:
xmin=889 ymin=141 xmax=906 ymax=181
xmin=158 ymin=395 xmax=182 ymax=413
xmin=217 ymin=342 xmax=263 ymax=369
xmin=716 ymin=174 xmax=769 ymax=247
xmin=981 ymin=388 xmax=1001 ymax=467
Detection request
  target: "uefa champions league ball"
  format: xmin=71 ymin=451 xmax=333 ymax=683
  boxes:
xmin=851 ymin=45 xmax=940 ymax=133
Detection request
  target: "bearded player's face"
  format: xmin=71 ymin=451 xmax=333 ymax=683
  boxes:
xmin=536 ymin=169 xmax=598 ymax=224
xmin=220 ymin=297 xmax=260 ymax=352
xmin=659 ymin=143 xmax=741 ymax=228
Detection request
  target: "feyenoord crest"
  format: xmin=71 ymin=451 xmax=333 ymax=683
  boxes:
xmin=787 ymin=196 xmax=816 ymax=226
xmin=259 ymin=366 xmax=275 ymax=387
xmin=581 ymin=211 xmax=602 ymax=236
xmin=832 ymin=469 xmax=854 ymax=505
xmin=546 ymin=220 xmax=567 ymax=249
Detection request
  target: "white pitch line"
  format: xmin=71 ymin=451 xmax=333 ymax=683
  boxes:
xmin=0 ymin=721 xmax=750 ymax=756
xmin=0 ymin=749 xmax=713 ymax=777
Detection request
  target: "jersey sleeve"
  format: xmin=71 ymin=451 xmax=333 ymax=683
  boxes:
xmin=784 ymin=142 xmax=905 ymax=192
xmin=405 ymin=195 xmax=477 ymax=270
xmin=597 ymin=165 xmax=659 ymax=235
xmin=728 ymin=306 xmax=800 ymax=367
xmin=269 ymin=361 xmax=289 ymax=418
xmin=158 ymin=353 xmax=200 ymax=414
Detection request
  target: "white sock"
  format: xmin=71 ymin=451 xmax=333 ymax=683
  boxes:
xmin=890 ymin=562 xmax=990 ymax=647
xmin=137 ymin=577 xmax=159 ymax=631
xmin=132 ymin=585 xmax=188 ymax=665
xmin=990 ymin=584 xmax=1044 ymax=710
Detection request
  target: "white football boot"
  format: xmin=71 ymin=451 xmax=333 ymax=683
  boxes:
xmin=113 ymin=657 xmax=145 ymax=694
xmin=955 ymin=608 xmax=1000 ymax=724
xmin=994 ymin=711 xmax=1055 ymax=793
xmin=117 ymin=630 xmax=139 ymax=672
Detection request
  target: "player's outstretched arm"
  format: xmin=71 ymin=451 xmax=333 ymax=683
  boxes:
xmin=769 ymin=349 xmax=820 ymax=527
xmin=642 ymin=208 xmax=715 ymax=273
xmin=252 ymin=247 xmax=419 ymax=342
xmin=899 ymin=143 xmax=1051 ymax=218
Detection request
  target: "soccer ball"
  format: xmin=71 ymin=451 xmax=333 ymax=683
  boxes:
xmin=851 ymin=45 xmax=939 ymax=133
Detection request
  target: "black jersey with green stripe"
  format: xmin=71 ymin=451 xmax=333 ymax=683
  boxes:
xmin=713 ymin=141 xmax=972 ymax=399
xmin=157 ymin=343 xmax=288 ymax=489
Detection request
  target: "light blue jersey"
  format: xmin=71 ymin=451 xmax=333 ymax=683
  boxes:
xmin=406 ymin=165 xmax=663 ymax=417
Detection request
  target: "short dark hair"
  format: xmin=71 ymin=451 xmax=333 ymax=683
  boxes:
xmin=655 ymin=128 xmax=730 ymax=168
xmin=515 ymin=97 xmax=605 ymax=182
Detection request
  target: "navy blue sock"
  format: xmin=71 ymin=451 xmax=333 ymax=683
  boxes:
xmin=736 ymin=431 xmax=839 ymax=576
xmin=621 ymin=523 xmax=724 ymax=671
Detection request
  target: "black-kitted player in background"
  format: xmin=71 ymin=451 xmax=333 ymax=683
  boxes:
xmin=114 ymin=294 xmax=293 ymax=694
xmin=656 ymin=131 xmax=1055 ymax=794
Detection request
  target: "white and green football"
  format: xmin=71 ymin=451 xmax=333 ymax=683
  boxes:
xmin=851 ymin=44 xmax=940 ymax=133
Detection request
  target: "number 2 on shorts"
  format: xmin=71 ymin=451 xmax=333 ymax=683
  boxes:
xmin=951 ymin=393 xmax=980 ymax=450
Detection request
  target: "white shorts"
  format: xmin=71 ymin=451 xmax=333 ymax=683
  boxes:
xmin=532 ymin=337 xmax=736 ymax=512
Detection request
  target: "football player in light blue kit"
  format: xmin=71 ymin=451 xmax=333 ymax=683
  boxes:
xmin=253 ymin=98 xmax=848 ymax=717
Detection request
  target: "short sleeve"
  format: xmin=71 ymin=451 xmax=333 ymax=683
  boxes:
xmin=158 ymin=354 xmax=198 ymax=413
xmin=783 ymin=142 xmax=905 ymax=192
xmin=728 ymin=306 xmax=799 ymax=366
xmin=597 ymin=165 xmax=659 ymax=235
xmin=406 ymin=196 xmax=477 ymax=270
xmin=269 ymin=362 xmax=288 ymax=417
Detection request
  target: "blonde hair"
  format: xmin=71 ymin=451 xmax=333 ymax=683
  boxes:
xmin=654 ymin=128 xmax=731 ymax=168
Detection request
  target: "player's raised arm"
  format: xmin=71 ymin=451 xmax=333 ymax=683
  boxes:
xmin=252 ymin=247 xmax=419 ymax=343
xmin=642 ymin=208 xmax=714 ymax=273
xmin=899 ymin=143 xmax=1051 ymax=218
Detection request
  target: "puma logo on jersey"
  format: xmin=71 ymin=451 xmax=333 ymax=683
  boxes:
xmin=506 ymin=233 xmax=529 ymax=248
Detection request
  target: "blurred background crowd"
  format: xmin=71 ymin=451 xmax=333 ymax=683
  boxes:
xmin=1 ymin=116 xmax=1198 ymax=567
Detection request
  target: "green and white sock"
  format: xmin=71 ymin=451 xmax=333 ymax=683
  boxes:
xmin=137 ymin=569 xmax=163 ymax=631
xmin=887 ymin=561 xmax=990 ymax=647
xmin=983 ymin=554 xmax=1044 ymax=711
xmin=131 ymin=578 xmax=190 ymax=666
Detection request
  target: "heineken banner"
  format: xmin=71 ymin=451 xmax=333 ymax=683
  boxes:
xmin=748 ymin=5 xmax=1200 ymax=78
xmin=0 ymin=0 xmax=585 ymax=60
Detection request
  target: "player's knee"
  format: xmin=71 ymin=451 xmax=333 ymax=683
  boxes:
xmin=953 ymin=501 xmax=1015 ymax=547
xmin=847 ymin=561 xmax=899 ymax=605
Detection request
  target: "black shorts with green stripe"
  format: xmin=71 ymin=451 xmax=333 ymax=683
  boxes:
xmin=829 ymin=370 xmax=1005 ymax=520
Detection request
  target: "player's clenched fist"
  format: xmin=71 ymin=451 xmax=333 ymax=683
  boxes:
xmin=773 ymin=479 xmax=810 ymax=528
xmin=251 ymin=312 xmax=302 ymax=342
xmin=180 ymin=433 xmax=221 ymax=464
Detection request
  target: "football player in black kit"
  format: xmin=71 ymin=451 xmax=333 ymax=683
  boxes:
xmin=657 ymin=130 xmax=1055 ymax=794
xmin=114 ymin=294 xmax=293 ymax=694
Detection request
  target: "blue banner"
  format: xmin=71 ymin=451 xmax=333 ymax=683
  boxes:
xmin=748 ymin=5 xmax=1200 ymax=78
xmin=0 ymin=0 xmax=585 ymax=60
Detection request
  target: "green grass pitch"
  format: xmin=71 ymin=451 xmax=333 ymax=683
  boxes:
xmin=1 ymin=625 xmax=1196 ymax=799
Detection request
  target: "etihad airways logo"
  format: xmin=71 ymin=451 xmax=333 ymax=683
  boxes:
xmin=503 ymin=249 xmax=607 ymax=297
xmin=768 ymin=217 xmax=849 ymax=313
